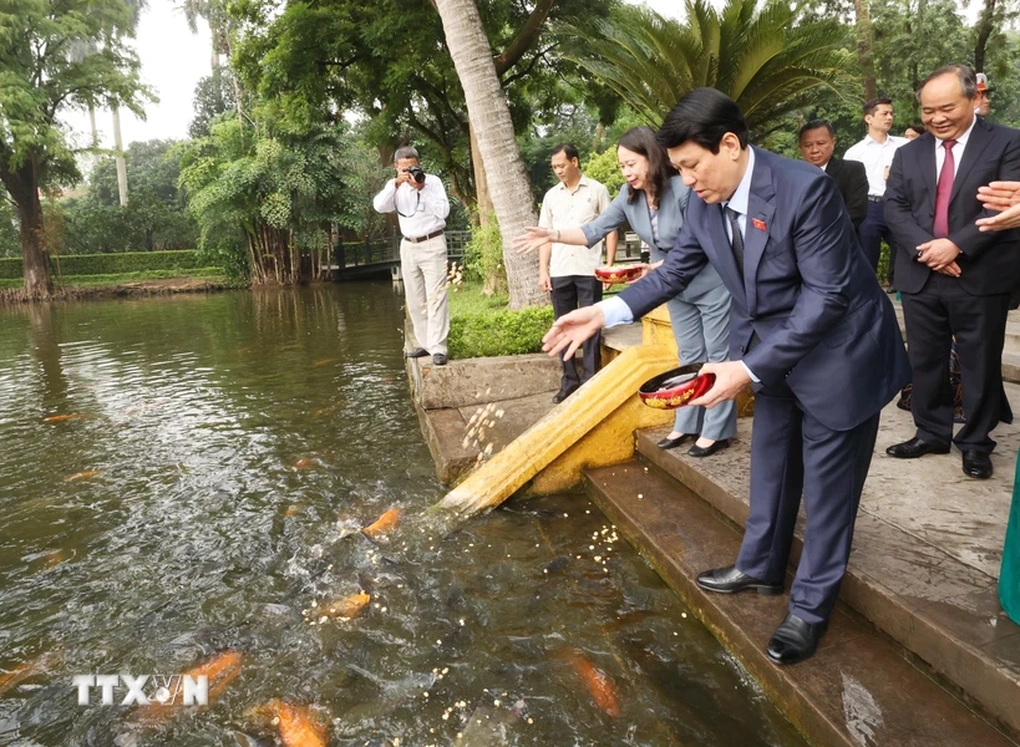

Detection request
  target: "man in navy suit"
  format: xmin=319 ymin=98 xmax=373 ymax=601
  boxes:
xmin=543 ymin=88 xmax=911 ymax=665
xmin=884 ymin=64 xmax=1020 ymax=479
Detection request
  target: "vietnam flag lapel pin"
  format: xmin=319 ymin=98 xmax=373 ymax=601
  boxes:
xmin=752 ymin=218 xmax=767 ymax=231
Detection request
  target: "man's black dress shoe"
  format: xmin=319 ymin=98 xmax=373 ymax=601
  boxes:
xmin=688 ymin=439 xmax=729 ymax=458
xmin=406 ymin=347 xmax=429 ymax=359
xmin=696 ymin=565 xmax=783 ymax=595
xmin=885 ymin=436 xmax=950 ymax=459
xmin=552 ymin=388 xmax=577 ymax=404
xmin=432 ymin=353 xmax=448 ymax=366
xmin=657 ymin=433 xmax=695 ymax=450
xmin=766 ymin=613 xmax=828 ymax=665
xmin=962 ymin=449 xmax=993 ymax=479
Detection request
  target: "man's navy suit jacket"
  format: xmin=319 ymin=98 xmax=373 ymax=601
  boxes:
xmin=884 ymin=117 xmax=1020 ymax=296
xmin=619 ymin=147 xmax=911 ymax=432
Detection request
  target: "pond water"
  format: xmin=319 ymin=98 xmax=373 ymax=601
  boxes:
xmin=0 ymin=283 xmax=806 ymax=746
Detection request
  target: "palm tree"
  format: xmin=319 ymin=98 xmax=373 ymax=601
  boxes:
xmin=563 ymin=0 xmax=854 ymax=139
xmin=432 ymin=0 xmax=546 ymax=309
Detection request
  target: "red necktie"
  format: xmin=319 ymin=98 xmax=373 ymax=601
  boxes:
xmin=932 ymin=139 xmax=957 ymax=238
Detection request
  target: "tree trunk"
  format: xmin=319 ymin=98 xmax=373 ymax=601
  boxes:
xmin=974 ymin=0 xmax=997 ymax=74
xmin=853 ymin=0 xmax=877 ymax=101
xmin=112 ymin=103 xmax=129 ymax=207
xmin=469 ymin=126 xmax=494 ymax=224
xmin=432 ymin=0 xmax=545 ymax=309
xmin=0 ymin=155 xmax=52 ymax=296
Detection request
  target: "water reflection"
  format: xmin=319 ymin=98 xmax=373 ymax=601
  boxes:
xmin=0 ymin=284 xmax=804 ymax=746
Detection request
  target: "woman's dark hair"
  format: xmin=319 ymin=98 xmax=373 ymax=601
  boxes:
xmin=617 ymin=126 xmax=677 ymax=205
xmin=657 ymin=88 xmax=749 ymax=153
xmin=905 ymin=123 xmax=925 ymax=135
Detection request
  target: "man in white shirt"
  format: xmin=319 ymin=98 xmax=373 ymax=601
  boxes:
xmin=844 ymin=97 xmax=909 ymax=284
xmin=537 ymin=144 xmax=616 ymax=402
xmin=373 ymin=147 xmax=451 ymax=366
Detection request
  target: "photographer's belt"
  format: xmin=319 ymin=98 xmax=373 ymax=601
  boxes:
xmin=404 ymin=230 xmax=444 ymax=244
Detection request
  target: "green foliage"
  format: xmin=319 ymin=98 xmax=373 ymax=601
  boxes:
xmin=0 ymin=0 xmax=152 ymax=291
xmin=0 ymin=250 xmax=210 ymax=279
xmin=227 ymin=0 xmax=615 ymax=212
xmin=461 ymin=213 xmax=506 ymax=292
xmin=562 ymin=0 xmax=855 ymax=139
xmin=0 ymin=199 xmax=21 ymax=258
xmin=58 ymin=139 xmax=199 ymax=253
xmin=582 ymin=148 xmax=626 ymax=197
xmin=448 ymin=294 xmax=555 ymax=359
xmin=189 ymin=68 xmax=238 ymax=139
xmin=177 ymin=109 xmax=358 ymax=283
xmin=870 ymin=0 xmax=971 ymax=122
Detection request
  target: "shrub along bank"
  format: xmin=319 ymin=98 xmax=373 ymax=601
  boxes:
xmin=446 ymin=282 xmax=554 ymax=359
xmin=0 ymin=249 xmax=210 ymax=279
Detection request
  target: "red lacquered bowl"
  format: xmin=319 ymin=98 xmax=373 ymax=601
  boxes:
xmin=594 ymin=264 xmax=643 ymax=284
xmin=639 ymin=363 xmax=715 ymax=409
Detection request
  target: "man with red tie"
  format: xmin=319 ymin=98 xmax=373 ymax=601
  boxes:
xmin=885 ymin=64 xmax=1020 ymax=479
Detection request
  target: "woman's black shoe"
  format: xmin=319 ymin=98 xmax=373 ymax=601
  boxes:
xmin=657 ymin=433 xmax=695 ymax=450
xmin=688 ymin=438 xmax=729 ymax=457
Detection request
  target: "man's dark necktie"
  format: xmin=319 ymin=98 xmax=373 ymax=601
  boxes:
xmin=932 ymin=139 xmax=957 ymax=238
xmin=724 ymin=205 xmax=745 ymax=278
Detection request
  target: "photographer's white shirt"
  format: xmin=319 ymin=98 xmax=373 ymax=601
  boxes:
xmin=373 ymin=174 xmax=450 ymax=239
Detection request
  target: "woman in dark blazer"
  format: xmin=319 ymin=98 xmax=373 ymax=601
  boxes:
xmin=515 ymin=127 xmax=736 ymax=457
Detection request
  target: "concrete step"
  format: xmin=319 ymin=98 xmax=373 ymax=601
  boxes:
xmin=631 ymin=426 xmax=1020 ymax=743
xmin=583 ymin=461 xmax=1017 ymax=747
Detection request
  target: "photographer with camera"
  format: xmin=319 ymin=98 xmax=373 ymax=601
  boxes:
xmin=373 ymin=146 xmax=452 ymax=365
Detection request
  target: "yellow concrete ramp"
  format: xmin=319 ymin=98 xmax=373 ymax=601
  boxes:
xmin=436 ymin=344 xmax=677 ymax=516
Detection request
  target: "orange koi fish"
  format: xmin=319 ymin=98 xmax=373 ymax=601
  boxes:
xmin=312 ymin=358 xmax=337 ymax=367
xmin=65 ymin=470 xmax=100 ymax=482
xmin=43 ymin=413 xmax=84 ymax=423
xmin=568 ymin=650 xmax=620 ymax=717
xmin=361 ymin=507 xmax=401 ymax=540
xmin=293 ymin=458 xmax=316 ymax=470
xmin=0 ymin=652 xmax=56 ymax=696
xmin=250 ymin=699 xmax=328 ymax=747
xmin=315 ymin=591 xmax=370 ymax=621
xmin=136 ymin=649 xmax=244 ymax=725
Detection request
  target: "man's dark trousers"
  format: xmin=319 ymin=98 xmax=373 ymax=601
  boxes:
xmin=858 ymin=198 xmax=896 ymax=282
xmin=737 ymin=382 xmax=881 ymax=624
xmin=901 ymin=274 xmax=1011 ymax=452
xmin=551 ymin=275 xmax=603 ymax=391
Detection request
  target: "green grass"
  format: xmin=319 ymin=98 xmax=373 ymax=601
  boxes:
xmin=0 ymin=268 xmax=227 ymax=290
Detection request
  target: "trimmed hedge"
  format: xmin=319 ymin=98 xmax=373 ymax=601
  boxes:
xmin=0 ymin=250 xmax=208 ymax=279
xmin=448 ymin=305 xmax=555 ymax=360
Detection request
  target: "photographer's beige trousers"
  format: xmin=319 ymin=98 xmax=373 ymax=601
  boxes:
xmin=401 ymin=234 xmax=449 ymax=356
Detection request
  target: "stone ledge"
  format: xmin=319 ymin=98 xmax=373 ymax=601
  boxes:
xmin=406 ymin=352 xmax=563 ymax=411
xmin=583 ymin=461 xmax=1016 ymax=747
xmin=633 ymin=422 xmax=1020 ymax=740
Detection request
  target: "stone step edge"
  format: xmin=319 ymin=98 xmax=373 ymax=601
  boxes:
xmin=582 ymin=462 xmax=1016 ymax=747
xmin=633 ymin=429 xmax=1020 ymax=741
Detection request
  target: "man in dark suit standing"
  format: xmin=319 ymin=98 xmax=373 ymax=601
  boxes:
xmin=885 ymin=64 xmax=1020 ymax=479
xmin=798 ymin=119 xmax=868 ymax=231
xmin=542 ymin=88 xmax=910 ymax=665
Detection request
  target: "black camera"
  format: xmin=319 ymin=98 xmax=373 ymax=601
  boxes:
xmin=408 ymin=165 xmax=426 ymax=184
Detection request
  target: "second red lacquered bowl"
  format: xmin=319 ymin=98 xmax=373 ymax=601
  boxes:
xmin=639 ymin=363 xmax=715 ymax=409
xmin=594 ymin=264 xmax=643 ymax=284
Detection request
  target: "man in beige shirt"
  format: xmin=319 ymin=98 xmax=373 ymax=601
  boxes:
xmin=538 ymin=144 xmax=617 ymax=402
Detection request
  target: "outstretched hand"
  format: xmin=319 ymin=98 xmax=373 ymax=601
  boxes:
xmin=976 ymin=181 xmax=1020 ymax=232
xmin=542 ymin=306 xmax=606 ymax=362
xmin=687 ymin=361 xmax=752 ymax=409
xmin=513 ymin=226 xmax=553 ymax=254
